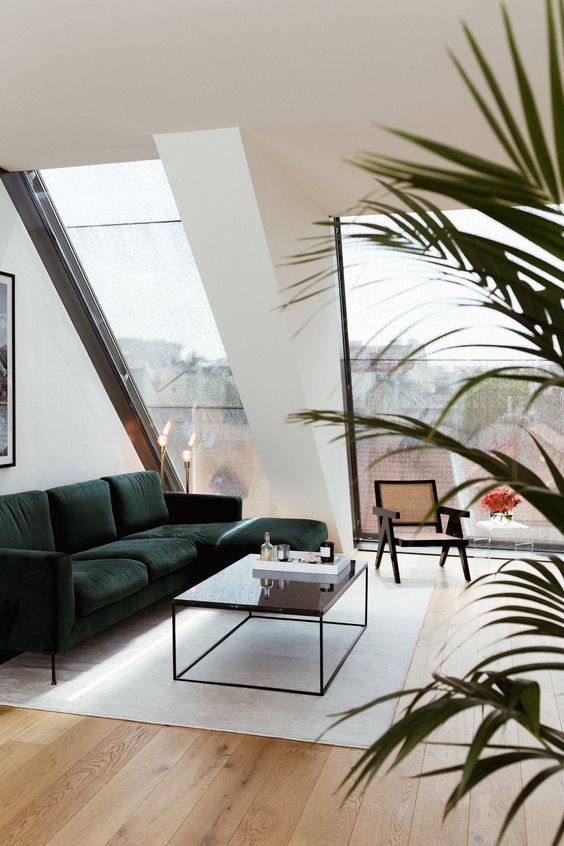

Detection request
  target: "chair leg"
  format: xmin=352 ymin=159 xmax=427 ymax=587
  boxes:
xmin=51 ymin=653 xmax=57 ymax=686
xmin=389 ymin=542 xmax=401 ymax=584
xmin=458 ymin=545 xmax=471 ymax=582
xmin=438 ymin=546 xmax=449 ymax=568
xmin=375 ymin=530 xmax=386 ymax=570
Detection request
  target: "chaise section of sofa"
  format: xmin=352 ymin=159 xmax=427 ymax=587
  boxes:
xmin=0 ymin=469 xmax=329 ymax=684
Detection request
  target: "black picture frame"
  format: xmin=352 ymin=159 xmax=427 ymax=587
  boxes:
xmin=0 ymin=271 xmax=15 ymax=468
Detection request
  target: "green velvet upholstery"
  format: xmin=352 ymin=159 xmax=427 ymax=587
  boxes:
xmin=212 ymin=517 xmax=329 ymax=557
xmin=73 ymin=537 xmax=198 ymax=581
xmin=103 ymin=471 xmax=168 ymax=536
xmin=72 ymin=558 xmax=148 ymax=616
xmin=0 ymin=491 xmax=56 ymax=551
xmin=124 ymin=517 xmax=329 ymax=565
xmin=65 ymin=562 xmax=213 ymax=649
xmin=47 ymin=479 xmax=117 ymax=554
xmin=0 ymin=549 xmax=74 ymax=653
xmin=164 ymin=492 xmax=242 ymax=524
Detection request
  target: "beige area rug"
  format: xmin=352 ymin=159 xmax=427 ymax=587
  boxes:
xmin=0 ymin=571 xmax=434 ymax=748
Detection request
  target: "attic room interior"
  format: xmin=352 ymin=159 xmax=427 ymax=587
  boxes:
xmin=0 ymin=1 xmax=563 ymax=845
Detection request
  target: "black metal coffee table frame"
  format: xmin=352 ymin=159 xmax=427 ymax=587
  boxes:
xmin=172 ymin=563 xmax=368 ymax=696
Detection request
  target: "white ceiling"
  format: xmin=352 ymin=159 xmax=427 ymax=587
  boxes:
xmin=0 ymin=0 xmax=545 ymax=211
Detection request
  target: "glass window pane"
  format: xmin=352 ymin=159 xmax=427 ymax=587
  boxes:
xmin=41 ymin=161 xmax=277 ymax=517
xmin=341 ymin=210 xmax=562 ymax=546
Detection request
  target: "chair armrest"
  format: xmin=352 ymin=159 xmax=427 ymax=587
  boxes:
xmin=0 ymin=549 xmax=75 ymax=654
xmin=164 ymin=492 xmax=243 ymax=524
xmin=372 ymin=505 xmax=400 ymax=519
xmin=438 ymin=506 xmax=470 ymax=518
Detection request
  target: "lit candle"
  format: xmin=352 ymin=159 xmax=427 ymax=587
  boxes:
xmin=163 ymin=420 xmax=173 ymax=436
xmin=182 ymin=450 xmax=191 ymax=463
xmin=157 ymin=434 xmax=168 ymax=447
xmin=188 ymin=431 xmax=197 ymax=447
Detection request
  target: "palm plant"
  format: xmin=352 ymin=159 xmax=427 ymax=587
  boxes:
xmin=287 ymin=2 xmax=564 ymax=842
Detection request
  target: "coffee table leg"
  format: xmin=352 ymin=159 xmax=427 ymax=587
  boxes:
xmin=172 ymin=603 xmax=177 ymax=680
xmin=319 ymin=617 xmax=324 ymax=695
xmin=364 ymin=565 xmax=368 ymax=626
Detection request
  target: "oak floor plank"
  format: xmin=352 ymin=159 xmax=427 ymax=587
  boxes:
xmin=0 ymin=720 xmax=159 ymax=846
xmin=0 ymin=707 xmax=48 ymax=745
xmin=406 ymin=584 xmax=475 ymax=846
xmin=44 ymin=725 xmax=200 ymax=846
xmin=227 ymin=741 xmax=331 ymax=846
xmin=9 ymin=710 xmax=83 ymax=747
xmin=286 ymin=747 xmax=364 ymax=846
xmin=105 ymin=730 xmax=244 ymax=846
xmin=348 ymin=749 xmax=424 ymax=846
xmin=166 ymin=734 xmax=284 ymax=846
xmin=467 ymin=622 xmax=527 ymax=846
xmin=0 ymin=714 xmax=119 ymax=823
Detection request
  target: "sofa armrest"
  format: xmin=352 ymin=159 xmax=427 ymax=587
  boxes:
xmin=0 ymin=549 xmax=75 ymax=654
xmin=164 ymin=492 xmax=243 ymax=524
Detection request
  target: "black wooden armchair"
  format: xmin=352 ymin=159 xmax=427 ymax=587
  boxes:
xmin=373 ymin=480 xmax=471 ymax=584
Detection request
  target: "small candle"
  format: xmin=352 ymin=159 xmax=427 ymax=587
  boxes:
xmin=182 ymin=450 xmax=191 ymax=463
xmin=188 ymin=431 xmax=197 ymax=447
xmin=157 ymin=434 xmax=168 ymax=447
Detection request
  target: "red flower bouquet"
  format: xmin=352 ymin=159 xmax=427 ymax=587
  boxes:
xmin=480 ymin=486 xmax=521 ymax=521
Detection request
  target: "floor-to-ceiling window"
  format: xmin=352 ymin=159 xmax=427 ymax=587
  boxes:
xmin=339 ymin=209 xmax=562 ymax=547
xmin=41 ymin=161 xmax=277 ymax=517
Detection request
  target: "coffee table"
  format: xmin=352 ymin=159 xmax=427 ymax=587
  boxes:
xmin=172 ymin=553 xmax=368 ymax=696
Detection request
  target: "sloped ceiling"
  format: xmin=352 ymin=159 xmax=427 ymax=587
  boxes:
xmin=0 ymin=0 xmax=545 ymax=211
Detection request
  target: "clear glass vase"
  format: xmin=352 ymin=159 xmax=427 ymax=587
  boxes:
xmin=489 ymin=510 xmax=513 ymax=523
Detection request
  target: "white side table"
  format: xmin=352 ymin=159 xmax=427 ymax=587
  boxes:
xmin=472 ymin=519 xmax=534 ymax=558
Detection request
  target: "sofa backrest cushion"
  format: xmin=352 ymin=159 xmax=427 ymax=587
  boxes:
xmin=47 ymin=479 xmax=117 ymax=554
xmin=103 ymin=471 xmax=169 ymax=536
xmin=0 ymin=490 xmax=56 ymax=551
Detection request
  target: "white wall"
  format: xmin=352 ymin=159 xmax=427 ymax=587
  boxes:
xmin=0 ymin=181 xmax=142 ymax=494
xmin=156 ymin=128 xmax=353 ymax=551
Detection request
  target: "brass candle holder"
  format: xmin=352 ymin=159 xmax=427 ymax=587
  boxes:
xmin=157 ymin=420 xmax=172 ymax=490
xmin=182 ymin=449 xmax=191 ymax=493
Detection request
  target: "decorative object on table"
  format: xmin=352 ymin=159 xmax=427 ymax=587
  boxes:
xmin=319 ymin=540 xmax=334 ymax=562
xmin=480 ymin=486 xmax=522 ymax=523
xmin=157 ymin=419 xmax=172 ymax=489
xmin=277 ymin=543 xmax=290 ymax=561
xmin=0 ymin=272 xmax=15 ymax=468
xmin=252 ymin=551 xmax=356 ymax=580
xmin=373 ymin=480 xmax=471 ymax=584
xmin=260 ymin=531 xmax=273 ymax=561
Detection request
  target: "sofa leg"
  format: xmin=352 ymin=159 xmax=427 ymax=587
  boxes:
xmin=51 ymin=653 xmax=57 ymax=685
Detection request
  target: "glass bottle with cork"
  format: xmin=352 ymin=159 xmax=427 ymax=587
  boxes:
xmin=260 ymin=531 xmax=274 ymax=561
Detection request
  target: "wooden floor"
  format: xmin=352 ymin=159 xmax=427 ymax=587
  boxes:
xmin=0 ymin=553 xmax=562 ymax=846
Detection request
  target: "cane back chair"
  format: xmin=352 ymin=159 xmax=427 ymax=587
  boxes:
xmin=373 ymin=480 xmax=471 ymax=585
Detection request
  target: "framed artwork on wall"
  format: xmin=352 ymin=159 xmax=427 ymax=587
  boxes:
xmin=0 ymin=272 xmax=15 ymax=468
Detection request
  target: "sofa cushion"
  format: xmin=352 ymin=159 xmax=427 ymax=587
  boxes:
xmin=73 ymin=537 xmax=197 ymax=581
xmin=47 ymin=479 xmax=117 ymax=554
xmin=0 ymin=490 xmax=56 ymax=551
xmin=123 ymin=522 xmax=231 ymax=544
xmin=125 ymin=517 xmax=328 ymax=558
xmin=72 ymin=558 xmax=148 ymax=617
xmin=103 ymin=471 xmax=169 ymax=536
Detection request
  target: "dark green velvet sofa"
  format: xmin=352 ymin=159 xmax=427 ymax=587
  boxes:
xmin=0 ymin=470 xmax=327 ymax=683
